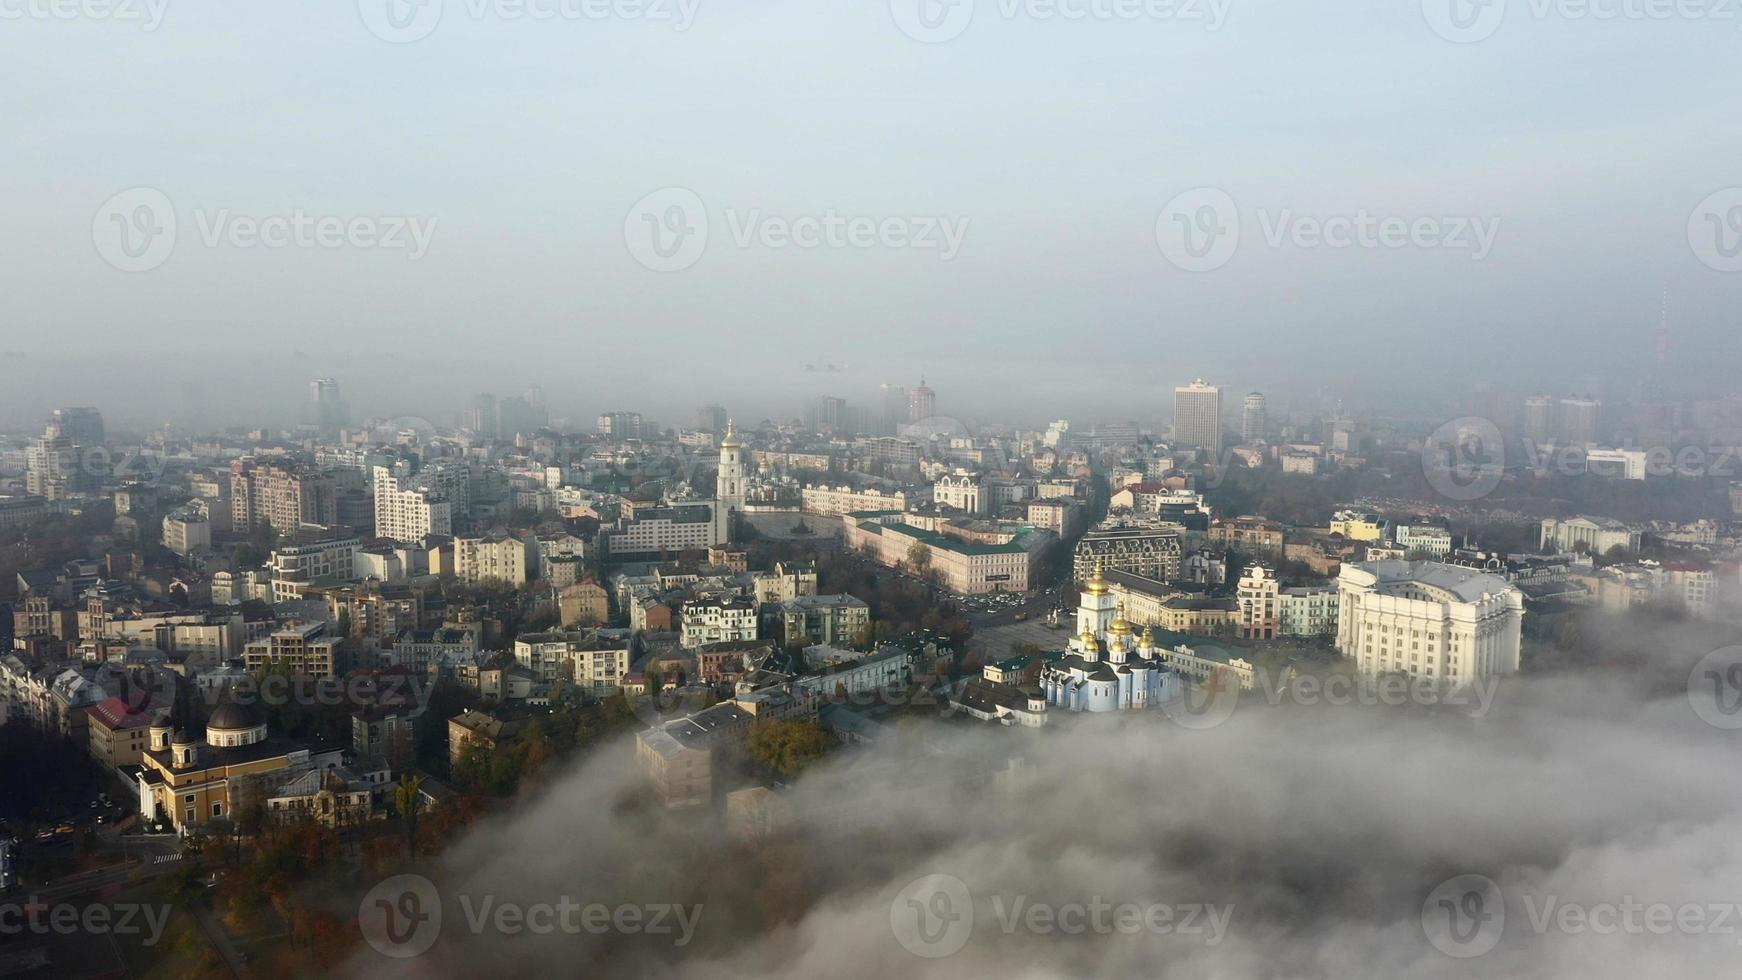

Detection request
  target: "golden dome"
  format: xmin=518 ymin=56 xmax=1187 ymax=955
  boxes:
xmin=1083 ymin=561 xmax=1109 ymax=596
xmin=720 ymin=420 xmax=742 ymax=449
xmin=1107 ymin=602 xmax=1133 ymax=635
xmin=1078 ymin=625 xmax=1099 ymax=649
xmin=1139 ymin=625 xmax=1156 ymax=645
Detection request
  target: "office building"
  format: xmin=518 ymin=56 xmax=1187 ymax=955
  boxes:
xmin=1335 ymin=560 xmax=1524 ymax=683
xmin=1241 ymin=392 xmax=1267 ymax=445
xmin=1174 ymin=380 xmax=1223 ymax=455
xmin=597 ymin=412 xmax=645 ymax=440
xmin=304 ymin=379 xmax=349 ymax=431
xmin=907 ymin=379 xmax=936 ymax=423
xmin=50 ymin=407 xmax=104 ymax=447
xmin=1557 ymin=397 xmax=1601 ymax=446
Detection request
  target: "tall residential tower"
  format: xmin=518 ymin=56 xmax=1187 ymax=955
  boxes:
xmin=1174 ymin=380 xmax=1223 ymax=456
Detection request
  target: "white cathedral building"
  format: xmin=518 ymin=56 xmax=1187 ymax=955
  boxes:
xmin=1041 ymin=565 xmax=1181 ymax=713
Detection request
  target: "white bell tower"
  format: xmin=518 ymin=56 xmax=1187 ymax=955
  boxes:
xmin=715 ymin=419 xmax=746 ymax=543
xmin=1078 ymin=561 xmax=1116 ymax=637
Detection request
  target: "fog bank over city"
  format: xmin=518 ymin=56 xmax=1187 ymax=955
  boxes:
xmin=3 ymin=343 xmax=1733 ymax=436
xmin=336 ymin=621 xmax=1742 ymax=980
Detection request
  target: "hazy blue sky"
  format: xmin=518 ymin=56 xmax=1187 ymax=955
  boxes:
xmin=2 ymin=0 xmax=1738 ymax=428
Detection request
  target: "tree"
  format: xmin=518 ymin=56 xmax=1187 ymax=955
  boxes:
xmin=906 ymin=541 xmax=931 ymax=573
xmin=748 ymin=720 xmax=837 ymax=781
xmin=394 ymin=773 xmax=424 ymax=860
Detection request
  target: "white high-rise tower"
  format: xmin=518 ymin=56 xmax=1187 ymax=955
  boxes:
xmin=1173 ymin=379 xmax=1223 ymax=456
xmin=715 ymin=420 xmax=747 ymax=542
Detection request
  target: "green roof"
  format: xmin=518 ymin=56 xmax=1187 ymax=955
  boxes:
xmin=880 ymin=522 xmax=1025 ymax=556
xmin=990 ymin=650 xmax=1067 ymax=672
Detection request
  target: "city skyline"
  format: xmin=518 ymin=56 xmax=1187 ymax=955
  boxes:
xmin=3 ymin=3 xmax=1740 ymax=977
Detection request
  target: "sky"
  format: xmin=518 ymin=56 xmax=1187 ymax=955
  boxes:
xmin=2 ymin=0 xmax=1740 ymax=430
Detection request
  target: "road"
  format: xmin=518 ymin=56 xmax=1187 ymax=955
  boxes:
xmin=190 ymin=898 xmax=251 ymax=978
xmin=24 ymin=837 xmax=251 ymax=979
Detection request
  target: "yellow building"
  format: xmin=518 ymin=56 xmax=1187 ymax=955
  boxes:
xmin=1330 ymin=511 xmax=1385 ymax=542
xmin=1102 ymin=569 xmax=1238 ymax=637
xmin=136 ymin=703 xmax=344 ymax=834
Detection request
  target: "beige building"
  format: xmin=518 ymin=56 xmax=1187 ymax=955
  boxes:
xmin=230 ymin=458 xmax=336 ymax=533
xmin=780 ymin=594 xmax=871 ymax=648
xmin=373 ymin=466 xmax=453 ymax=543
xmin=636 ymin=727 xmax=712 ymax=809
xmin=680 ymin=597 xmax=759 ymax=649
xmin=448 ymin=709 xmax=521 ymax=765
xmin=1025 ymin=497 xmax=1079 ymax=536
xmin=1099 ymin=570 xmax=1236 ymax=637
xmin=1235 ymin=564 xmax=1280 ymax=640
xmin=634 ymin=701 xmax=754 ymax=809
xmin=243 ymin=623 xmax=340 ymax=678
xmin=265 ymin=767 xmax=380 ymax=829
xmin=137 ymin=703 xmax=344 ymax=835
xmin=800 ymin=484 xmax=929 ymax=517
xmin=86 ymin=695 xmax=159 ymax=771
xmin=558 ymin=581 xmax=610 ymax=626
xmin=1209 ymin=516 xmax=1286 ymax=557
xmin=162 ymin=508 xmax=211 ymax=556
xmin=753 ymin=561 xmax=819 ymax=603
xmin=454 ymin=530 xmax=530 ymax=587
xmin=843 ymin=512 xmax=1043 ymax=595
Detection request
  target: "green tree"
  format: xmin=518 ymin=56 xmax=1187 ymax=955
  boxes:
xmin=906 ymin=541 xmax=931 ymax=573
xmin=394 ymin=773 xmax=424 ymax=860
xmin=748 ymin=720 xmax=837 ymax=781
